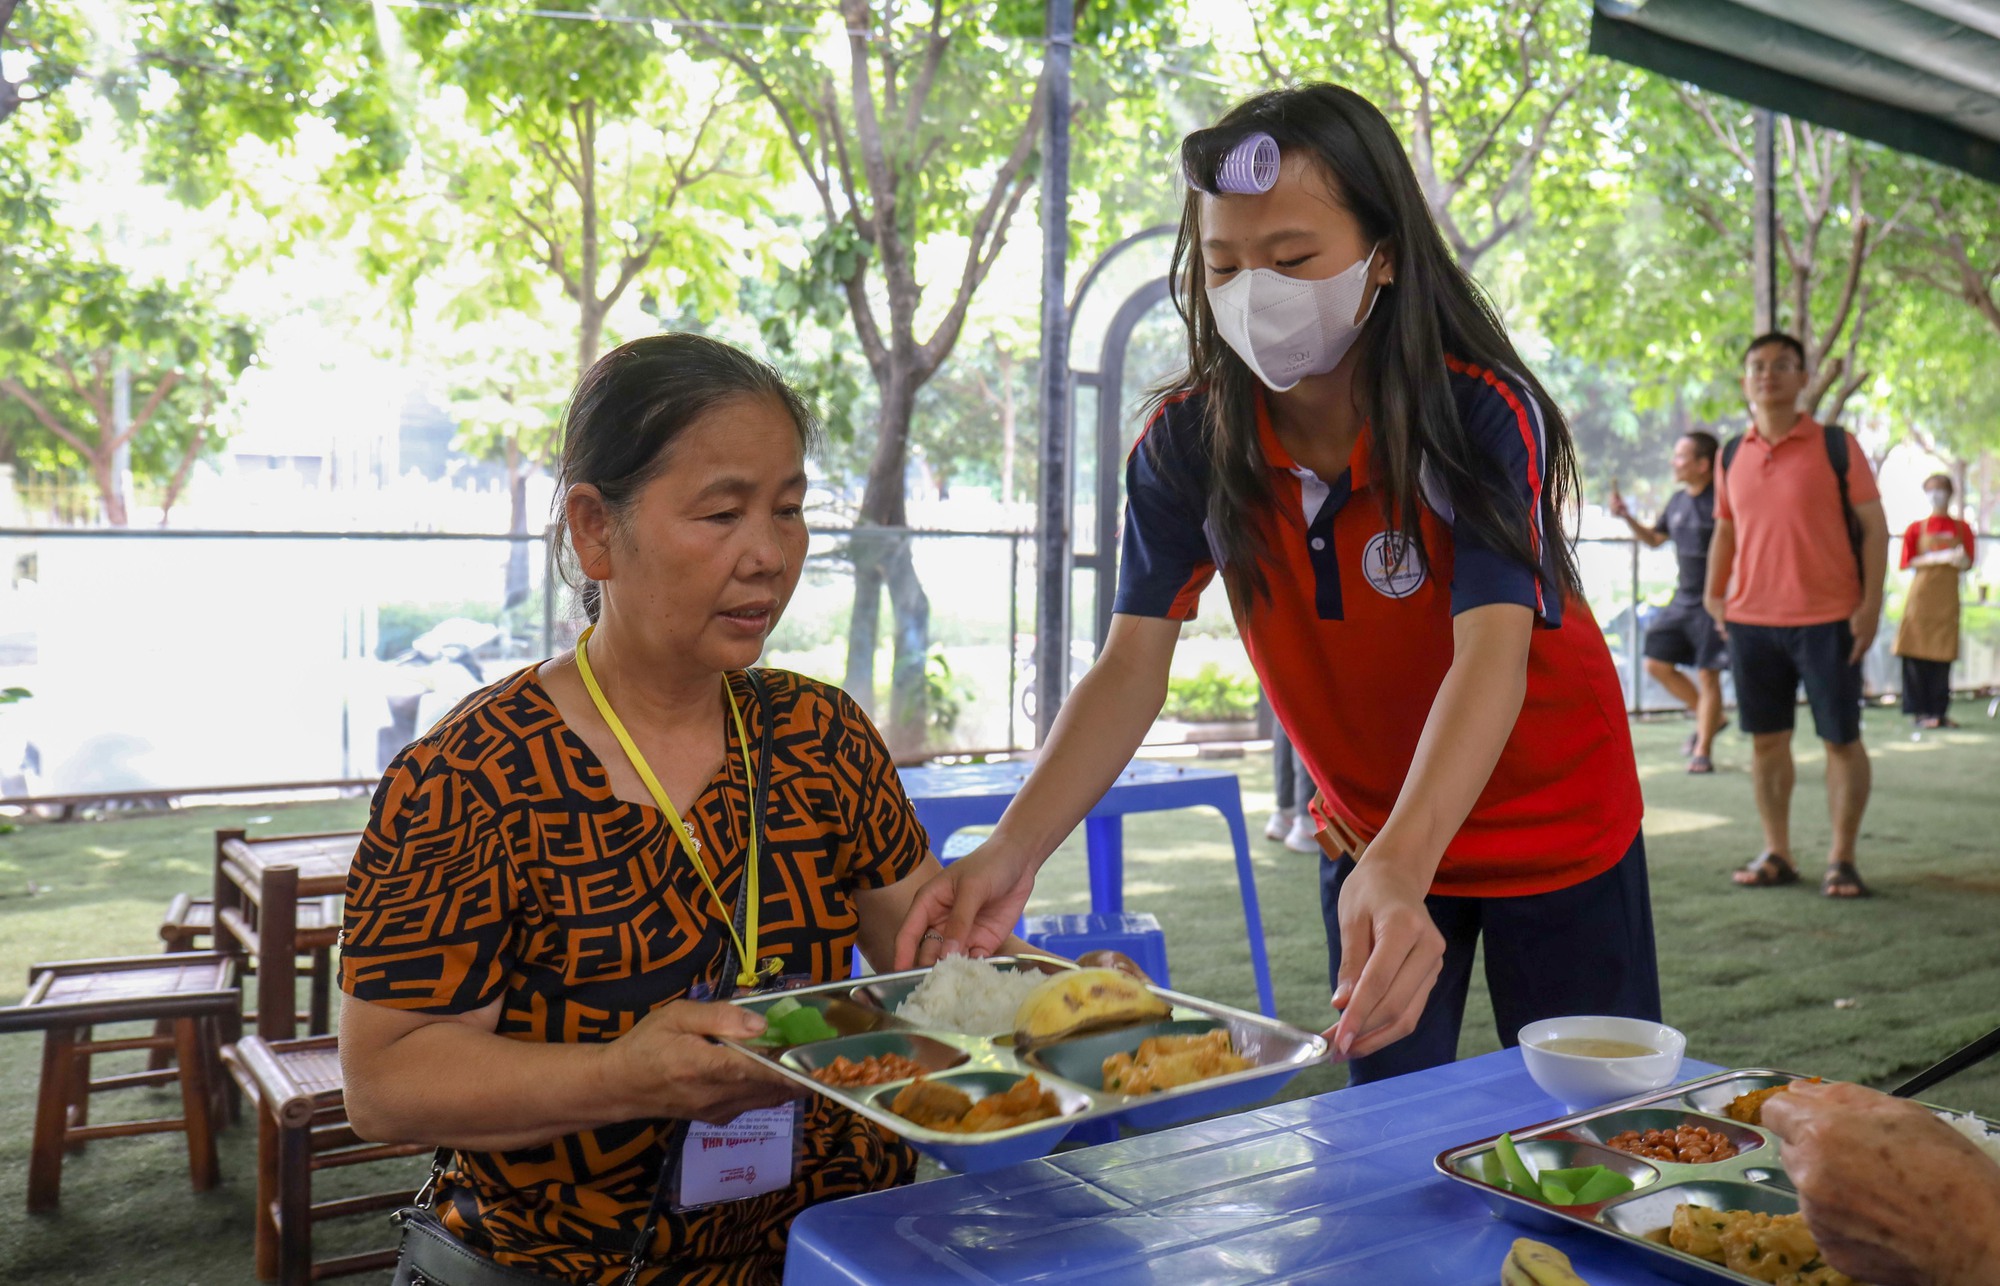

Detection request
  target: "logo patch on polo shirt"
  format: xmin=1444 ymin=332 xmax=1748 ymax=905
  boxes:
xmin=1362 ymin=532 xmax=1426 ymax=599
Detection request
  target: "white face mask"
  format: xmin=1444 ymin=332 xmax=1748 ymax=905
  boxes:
xmin=1928 ymin=489 xmax=1951 ymax=513
xmin=1205 ymin=243 xmax=1384 ymax=392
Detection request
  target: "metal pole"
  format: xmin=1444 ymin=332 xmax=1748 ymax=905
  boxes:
xmin=1629 ymin=538 xmax=1642 ymax=714
xmin=1752 ymin=109 xmax=1778 ymax=333
xmin=1008 ymin=533 xmax=1020 ymax=751
xmin=1033 ymin=0 xmax=1074 ymax=746
xmin=542 ymin=523 xmax=557 ymax=656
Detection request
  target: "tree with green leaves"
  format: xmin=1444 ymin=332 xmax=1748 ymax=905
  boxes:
xmin=0 ymin=238 xmax=256 ymax=524
xmin=1250 ymin=0 xmax=1621 ymax=268
xmin=672 ymin=0 xmax=1174 ymax=750
xmin=1898 ymin=170 xmax=2000 ymax=343
xmin=369 ymin=5 xmax=765 ymax=376
xmin=431 ymin=314 xmax=574 ymax=605
xmin=1534 ymin=82 xmax=1925 ymax=429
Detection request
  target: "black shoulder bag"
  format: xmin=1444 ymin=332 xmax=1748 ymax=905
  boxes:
xmin=390 ymin=669 xmax=778 ymax=1286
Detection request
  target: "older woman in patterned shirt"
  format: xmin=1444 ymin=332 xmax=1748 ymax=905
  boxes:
xmin=339 ymin=334 xmax=1028 ymax=1284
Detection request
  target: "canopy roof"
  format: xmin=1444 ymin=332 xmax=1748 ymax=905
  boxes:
xmin=1591 ymin=0 xmax=2000 ymax=183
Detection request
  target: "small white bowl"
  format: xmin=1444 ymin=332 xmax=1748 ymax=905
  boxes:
xmin=1518 ymin=1016 xmax=1686 ymax=1113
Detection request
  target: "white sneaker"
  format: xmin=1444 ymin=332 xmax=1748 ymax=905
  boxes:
xmin=1284 ymin=815 xmax=1320 ymax=854
xmin=1264 ymin=809 xmax=1295 ymax=841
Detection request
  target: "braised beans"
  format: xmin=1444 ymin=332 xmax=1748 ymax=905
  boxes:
xmin=1605 ymin=1124 xmax=1739 ymax=1164
xmin=811 ymin=1053 xmax=928 ymax=1087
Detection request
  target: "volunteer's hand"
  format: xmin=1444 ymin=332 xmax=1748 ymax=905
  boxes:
xmin=1703 ymin=593 xmax=1729 ymax=641
xmin=601 ymin=1000 xmax=804 ymax=1126
xmin=1849 ymin=599 xmax=1881 ymax=664
xmin=1608 ymin=486 xmax=1628 ymax=520
xmin=1762 ymin=1081 xmax=2000 ymax=1286
xmin=892 ymin=840 xmax=1040 ymax=970
xmin=1327 ymin=855 xmax=1444 ymax=1060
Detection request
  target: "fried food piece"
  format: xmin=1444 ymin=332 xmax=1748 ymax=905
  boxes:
xmin=1101 ymin=1030 xmax=1255 ymax=1095
xmin=812 ymin=1053 xmax=929 ymax=1087
xmin=1667 ymin=1206 xmax=1858 ymax=1286
xmin=1725 ymin=1078 xmax=1822 ymax=1126
xmin=890 ymin=1077 xmax=974 ymax=1130
xmin=1670 ymin=1203 xmax=1732 ymax=1261
xmin=1605 ymin=1124 xmax=1738 ymax=1163
xmin=957 ymin=1075 xmax=1062 ymax=1133
xmin=889 ymin=1075 xmax=1062 ymax=1134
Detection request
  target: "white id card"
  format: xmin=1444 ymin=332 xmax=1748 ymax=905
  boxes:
xmin=674 ymin=1103 xmax=797 ymax=1210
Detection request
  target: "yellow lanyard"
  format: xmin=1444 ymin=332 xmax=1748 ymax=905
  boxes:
xmin=574 ymin=625 xmax=776 ymax=989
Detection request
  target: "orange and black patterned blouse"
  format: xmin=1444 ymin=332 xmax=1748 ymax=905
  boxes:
xmin=340 ymin=665 xmax=926 ymax=1285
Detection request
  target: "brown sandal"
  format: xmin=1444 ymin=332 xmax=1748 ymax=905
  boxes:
xmin=1733 ymin=852 xmax=1799 ymax=887
xmin=1822 ymin=863 xmax=1871 ymax=898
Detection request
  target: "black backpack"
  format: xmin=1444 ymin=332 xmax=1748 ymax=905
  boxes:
xmin=1720 ymin=421 xmax=1864 ymax=573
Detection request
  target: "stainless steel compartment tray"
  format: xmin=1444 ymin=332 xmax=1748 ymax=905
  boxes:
xmin=720 ymin=958 xmax=1330 ymax=1173
xmin=1434 ymin=1067 xmax=2000 ymax=1286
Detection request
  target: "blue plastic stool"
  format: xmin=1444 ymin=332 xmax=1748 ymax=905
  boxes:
xmin=1021 ymin=913 xmax=1170 ymax=989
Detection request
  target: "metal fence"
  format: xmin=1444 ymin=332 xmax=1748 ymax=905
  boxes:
xmin=0 ymin=524 xmax=1993 ymax=802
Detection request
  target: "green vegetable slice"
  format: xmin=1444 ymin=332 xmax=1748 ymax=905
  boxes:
xmin=1540 ymin=1180 xmax=1577 ymax=1205
xmin=1480 ymin=1151 xmax=1506 ymax=1188
xmin=1571 ymin=1168 xmax=1636 ymax=1204
xmin=1493 ymin=1133 xmax=1540 ymax=1197
xmin=775 ymin=1006 xmax=838 ymax=1045
xmin=765 ymin=997 xmax=803 ymax=1020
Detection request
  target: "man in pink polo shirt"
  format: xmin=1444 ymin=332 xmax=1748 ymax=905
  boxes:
xmin=1704 ymin=333 xmax=1890 ymax=898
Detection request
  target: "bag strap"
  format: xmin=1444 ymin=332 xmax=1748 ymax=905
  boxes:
xmin=1720 ymin=433 xmax=1744 ymax=473
xmin=1823 ymin=422 xmax=1865 ymax=574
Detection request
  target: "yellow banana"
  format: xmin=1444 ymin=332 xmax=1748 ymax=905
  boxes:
xmin=1500 ymin=1238 xmax=1589 ymax=1286
xmin=1012 ymin=968 xmax=1170 ymax=1049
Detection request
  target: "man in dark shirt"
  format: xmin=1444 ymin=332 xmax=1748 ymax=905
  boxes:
xmin=1612 ymin=431 xmax=1727 ymax=772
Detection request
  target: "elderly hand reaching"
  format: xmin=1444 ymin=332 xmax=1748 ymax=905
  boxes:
xmin=1761 ymin=1080 xmax=2000 ymax=1286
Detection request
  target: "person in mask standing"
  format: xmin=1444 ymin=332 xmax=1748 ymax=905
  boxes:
xmin=1894 ymin=474 xmax=1976 ymax=730
xmin=891 ymin=84 xmax=1658 ymax=1083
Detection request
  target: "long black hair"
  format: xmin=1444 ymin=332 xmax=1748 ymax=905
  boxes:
xmin=553 ymin=332 xmax=820 ymax=621
xmin=1150 ymin=83 xmax=1583 ymax=608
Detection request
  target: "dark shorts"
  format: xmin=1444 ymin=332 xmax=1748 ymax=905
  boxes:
xmin=1319 ymin=833 xmax=1661 ymax=1085
xmin=1643 ymin=603 xmax=1728 ymax=670
xmin=1729 ymin=620 xmax=1863 ymax=744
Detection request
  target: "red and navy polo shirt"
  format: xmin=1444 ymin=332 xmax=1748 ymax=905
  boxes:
xmin=1115 ymin=360 xmax=1642 ymax=899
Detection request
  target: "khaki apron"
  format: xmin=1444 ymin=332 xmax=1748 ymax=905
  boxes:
xmin=1894 ymin=562 xmax=1962 ymax=662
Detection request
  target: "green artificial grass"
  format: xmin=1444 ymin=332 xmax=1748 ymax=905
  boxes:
xmin=1 ymin=708 xmax=1996 ymax=1282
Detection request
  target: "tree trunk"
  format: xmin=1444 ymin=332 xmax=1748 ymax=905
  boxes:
xmin=504 ymin=435 xmax=532 ymax=609
xmin=90 ymin=456 xmax=127 ymax=527
xmin=997 ymin=348 xmax=1017 ymax=505
xmin=577 ymin=99 xmax=602 ymax=374
xmin=841 ymin=363 xmax=931 ymax=754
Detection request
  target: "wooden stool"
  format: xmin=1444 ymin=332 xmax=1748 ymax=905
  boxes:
xmin=158 ymin=892 xmax=339 ymax=1034
xmin=224 ymin=1035 xmax=429 ymax=1284
xmin=0 ymin=953 xmax=237 ymax=1213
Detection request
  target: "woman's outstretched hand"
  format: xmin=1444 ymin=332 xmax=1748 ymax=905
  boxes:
xmin=892 ymin=840 xmax=1040 ymax=970
xmin=1326 ymin=856 xmax=1445 ymax=1060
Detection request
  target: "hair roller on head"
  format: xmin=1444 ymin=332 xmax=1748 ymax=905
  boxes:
xmin=1187 ymin=131 xmax=1280 ymax=195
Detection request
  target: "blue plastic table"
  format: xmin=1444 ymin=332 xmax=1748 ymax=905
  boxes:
xmin=898 ymin=760 xmax=1274 ymax=1015
xmin=785 ymin=1048 xmax=1722 ymax=1284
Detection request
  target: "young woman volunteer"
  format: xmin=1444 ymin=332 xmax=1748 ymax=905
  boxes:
xmin=894 ymin=83 xmax=1660 ymax=1082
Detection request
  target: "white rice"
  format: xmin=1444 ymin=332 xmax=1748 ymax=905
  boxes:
xmin=895 ymin=956 xmax=1046 ymax=1035
xmin=1938 ymin=1110 xmax=2000 ymax=1169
